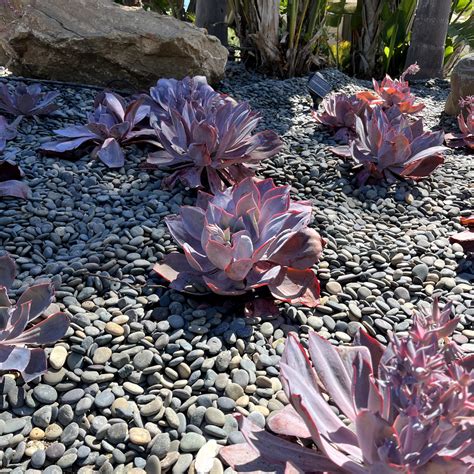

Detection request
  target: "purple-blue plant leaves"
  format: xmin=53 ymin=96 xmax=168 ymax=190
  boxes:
xmin=41 ymin=92 xmax=156 ymax=168
xmin=0 ymin=83 xmax=59 ymax=117
xmin=0 ymin=254 xmax=69 ymax=382
xmin=154 ymin=177 xmax=324 ymax=307
xmin=146 ymin=76 xmax=284 ymax=193
xmin=220 ymin=299 xmax=474 ymax=472
xmin=0 ymin=160 xmax=29 ymax=199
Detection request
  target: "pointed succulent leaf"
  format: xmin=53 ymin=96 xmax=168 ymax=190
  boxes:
xmin=97 ymin=137 xmax=125 ymax=168
xmin=0 ymin=254 xmax=16 ymax=290
xmin=267 ymin=404 xmax=311 ymax=438
xmin=22 ymin=347 xmax=48 ymax=383
xmin=268 ymin=268 xmax=321 ymax=307
xmin=0 ymin=254 xmax=70 ymax=381
xmin=8 ymin=312 xmax=69 ymax=346
xmin=13 ymin=282 xmax=54 ymax=324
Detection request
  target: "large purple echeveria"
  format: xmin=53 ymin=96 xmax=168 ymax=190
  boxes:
xmin=0 ymin=254 xmax=70 ymax=382
xmin=154 ymin=177 xmax=325 ymax=307
xmin=445 ymin=96 xmax=474 ymax=151
xmin=312 ymin=93 xmax=368 ymax=143
xmin=220 ymin=299 xmax=474 ymax=473
xmin=335 ymin=107 xmax=446 ymax=185
xmin=41 ymin=92 xmax=156 ymax=168
xmin=0 ymin=160 xmax=29 ymax=199
xmin=146 ymin=76 xmax=284 ymax=193
xmin=0 ymin=83 xmax=59 ymax=117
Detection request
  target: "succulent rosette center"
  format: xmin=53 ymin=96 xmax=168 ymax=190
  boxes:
xmin=154 ymin=177 xmax=325 ymax=307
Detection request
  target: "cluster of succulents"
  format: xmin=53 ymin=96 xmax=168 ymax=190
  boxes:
xmin=220 ymin=299 xmax=474 ymax=472
xmin=314 ymin=65 xmax=446 ymax=185
xmin=0 ymin=73 xmax=471 ymax=468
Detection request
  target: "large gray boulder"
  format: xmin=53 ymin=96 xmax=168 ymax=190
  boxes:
xmin=0 ymin=0 xmax=228 ymax=88
xmin=445 ymin=54 xmax=474 ymax=116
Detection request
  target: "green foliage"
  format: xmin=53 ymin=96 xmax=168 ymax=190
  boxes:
xmin=444 ymin=0 xmax=473 ymax=74
xmin=379 ymin=0 xmax=417 ymax=76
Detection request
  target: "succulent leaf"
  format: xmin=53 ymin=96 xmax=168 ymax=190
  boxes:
xmin=0 ymin=253 xmax=69 ymax=382
xmin=0 ymin=160 xmax=29 ymax=199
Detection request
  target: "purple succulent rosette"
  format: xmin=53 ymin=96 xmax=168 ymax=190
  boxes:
xmin=356 ymin=64 xmax=425 ymax=116
xmin=334 ymin=107 xmax=446 ymax=185
xmin=221 ymin=299 xmax=474 ymax=472
xmin=154 ymin=177 xmax=325 ymax=307
xmin=312 ymin=92 xmax=369 ymax=143
xmin=0 ymin=254 xmax=70 ymax=382
xmin=146 ymin=75 xmax=225 ymax=121
xmin=445 ymin=96 xmax=474 ymax=151
xmin=41 ymin=91 xmax=156 ymax=168
xmin=146 ymin=76 xmax=284 ymax=193
xmin=0 ymin=83 xmax=59 ymax=117
xmin=0 ymin=160 xmax=29 ymax=199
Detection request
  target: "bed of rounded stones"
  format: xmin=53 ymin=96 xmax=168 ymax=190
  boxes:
xmin=0 ymin=64 xmax=472 ymax=473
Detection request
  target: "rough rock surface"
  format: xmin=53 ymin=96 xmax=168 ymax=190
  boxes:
xmin=0 ymin=0 xmax=228 ymax=88
xmin=445 ymin=54 xmax=474 ymax=115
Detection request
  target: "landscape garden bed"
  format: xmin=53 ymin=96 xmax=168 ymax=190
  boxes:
xmin=0 ymin=63 xmax=472 ymax=473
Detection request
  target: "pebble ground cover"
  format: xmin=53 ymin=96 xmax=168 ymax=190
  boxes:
xmin=0 ymin=63 xmax=472 ymax=473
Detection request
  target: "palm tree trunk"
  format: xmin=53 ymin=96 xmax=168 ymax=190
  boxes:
xmin=351 ymin=0 xmax=385 ymax=78
xmin=196 ymin=0 xmax=228 ymax=46
xmin=404 ymin=0 xmax=451 ymax=78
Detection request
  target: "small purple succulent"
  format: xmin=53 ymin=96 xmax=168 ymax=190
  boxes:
xmin=154 ymin=177 xmax=325 ymax=307
xmin=357 ymin=64 xmax=425 ymax=115
xmin=0 ymin=83 xmax=59 ymax=117
xmin=146 ymin=76 xmax=283 ymax=193
xmin=221 ymin=299 xmax=474 ymax=472
xmin=312 ymin=93 xmax=368 ymax=143
xmin=0 ymin=254 xmax=70 ymax=382
xmin=41 ymin=91 xmax=156 ymax=168
xmin=445 ymin=96 xmax=474 ymax=151
xmin=0 ymin=160 xmax=29 ymax=199
xmin=0 ymin=115 xmax=20 ymax=151
xmin=334 ymin=107 xmax=446 ymax=185
xmin=146 ymin=76 xmax=225 ymax=121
